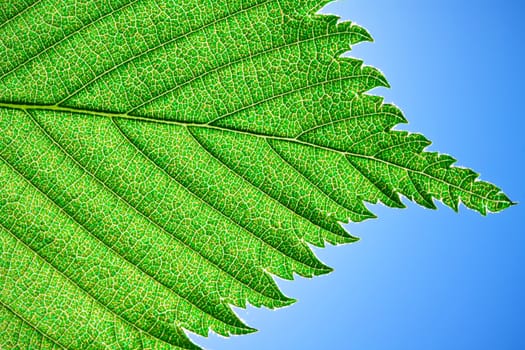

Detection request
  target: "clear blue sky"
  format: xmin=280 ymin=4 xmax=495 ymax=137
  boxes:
xmin=193 ymin=0 xmax=525 ymax=349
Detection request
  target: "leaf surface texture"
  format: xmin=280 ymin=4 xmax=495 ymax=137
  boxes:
xmin=0 ymin=0 xmax=512 ymax=348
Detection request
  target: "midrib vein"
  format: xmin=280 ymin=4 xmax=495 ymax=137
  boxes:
xmin=0 ymin=101 xmax=506 ymax=206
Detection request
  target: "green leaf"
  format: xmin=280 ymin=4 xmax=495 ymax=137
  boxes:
xmin=0 ymin=0 xmax=512 ymax=349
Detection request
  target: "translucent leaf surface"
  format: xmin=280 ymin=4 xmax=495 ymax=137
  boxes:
xmin=0 ymin=1 xmax=512 ymax=349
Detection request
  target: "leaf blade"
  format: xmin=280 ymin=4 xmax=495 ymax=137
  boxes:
xmin=0 ymin=0 xmax=512 ymax=348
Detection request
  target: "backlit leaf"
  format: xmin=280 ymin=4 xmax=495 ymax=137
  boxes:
xmin=0 ymin=1 xmax=512 ymax=348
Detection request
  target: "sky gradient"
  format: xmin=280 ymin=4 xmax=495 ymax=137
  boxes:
xmin=193 ymin=0 xmax=524 ymax=348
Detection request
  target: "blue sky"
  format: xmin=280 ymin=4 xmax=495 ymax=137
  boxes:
xmin=193 ymin=0 xmax=525 ymax=349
